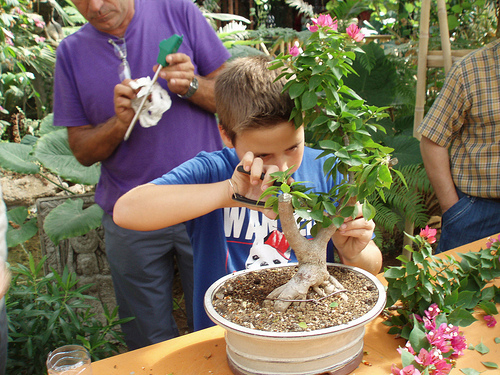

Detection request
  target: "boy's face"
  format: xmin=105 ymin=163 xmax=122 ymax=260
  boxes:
xmin=224 ymin=122 xmax=305 ymax=173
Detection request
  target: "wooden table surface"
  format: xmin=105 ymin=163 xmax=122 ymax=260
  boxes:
xmin=92 ymin=233 xmax=500 ymax=374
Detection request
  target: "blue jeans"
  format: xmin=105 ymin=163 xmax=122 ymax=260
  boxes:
xmin=436 ymin=189 xmax=500 ymax=253
xmin=103 ymin=213 xmax=194 ymax=350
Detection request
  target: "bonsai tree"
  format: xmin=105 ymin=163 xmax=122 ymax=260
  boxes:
xmin=261 ymin=15 xmax=401 ymax=312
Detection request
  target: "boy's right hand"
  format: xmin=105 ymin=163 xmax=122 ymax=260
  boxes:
xmin=228 ymin=152 xmax=286 ymax=219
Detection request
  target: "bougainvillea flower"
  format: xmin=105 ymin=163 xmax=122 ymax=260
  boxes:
xmin=415 ymin=348 xmax=434 ymax=367
xmin=419 ymin=225 xmax=437 ymax=244
xmin=425 ymin=304 xmax=441 ymax=320
xmin=484 ymin=315 xmax=497 ymax=327
xmin=346 ymin=23 xmax=365 ymax=42
xmin=307 ymin=14 xmax=338 ymax=32
xmin=391 ymin=364 xmax=421 ymax=375
xmin=34 ymin=36 xmax=46 ymax=44
xmin=485 ymin=234 xmax=500 ymax=248
xmin=288 ymin=42 xmax=302 ymax=57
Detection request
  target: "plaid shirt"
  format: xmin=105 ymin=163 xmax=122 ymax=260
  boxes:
xmin=417 ymin=38 xmax=500 ymax=199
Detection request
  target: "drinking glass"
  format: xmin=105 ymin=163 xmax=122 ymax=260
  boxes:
xmin=46 ymin=345 xmax=93 ymax=375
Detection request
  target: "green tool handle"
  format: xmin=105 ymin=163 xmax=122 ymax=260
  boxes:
xmin=124 ymin=34 xmax=183 ymax=141
xmin=157 ymin=34 xmax=183 ymax=67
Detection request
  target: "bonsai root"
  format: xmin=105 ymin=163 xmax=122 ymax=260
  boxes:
xmin=263 ymin=264 xmax=348 ymax=312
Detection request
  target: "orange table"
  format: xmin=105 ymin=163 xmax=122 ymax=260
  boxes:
xmin=92 ymin=234 xmax=500 ymax=374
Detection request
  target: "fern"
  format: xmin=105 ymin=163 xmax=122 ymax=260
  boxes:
xmin=284 ymin=0 xmax=314 ymax=17
xmin=371 ymin=164 xmax=433 ymax=235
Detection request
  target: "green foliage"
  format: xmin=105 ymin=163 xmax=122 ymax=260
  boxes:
xmin=6 ymin=206 xmax=38 ymax=248
xmin=384 ymin=234 xmax=500 ymax=339
xmin=43 ymin=199 xmax=103 ymax=245
xmin=0 ymin=0 xmax=56 ymax=119
xmin=370 ymin=164 xmax=431 ymax=238
xmin=265 ymin=21 xmax=397 ymax=232
xmin=6 ymin=253 xmax=133 ymax=374
xmin=0 ymin=113 xmax=102 ymax=246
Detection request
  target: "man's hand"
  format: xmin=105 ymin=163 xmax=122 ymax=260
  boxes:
xmin=158 ymin=53 xmax=195 ymax=96
xmin=114 ymin=79 xmax=137 ymax=127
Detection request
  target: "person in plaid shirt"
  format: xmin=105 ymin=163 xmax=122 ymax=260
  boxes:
xmin=418 ymin=39 xmax=500 ymax=253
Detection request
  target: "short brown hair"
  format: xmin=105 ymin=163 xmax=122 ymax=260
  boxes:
xmin=215 ymin=55 xmax=294 ymax=144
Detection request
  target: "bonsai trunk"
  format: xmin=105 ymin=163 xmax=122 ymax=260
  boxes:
xmin=264 ymin=193 xmax=346 ymax=312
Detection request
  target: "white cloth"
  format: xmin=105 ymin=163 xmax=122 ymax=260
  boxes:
xmin=129 ymin=77 xmax=172 ymax=128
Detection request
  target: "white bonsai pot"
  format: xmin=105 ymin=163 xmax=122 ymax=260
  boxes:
xmin=204 ymin=263 xmax=386 ymax=375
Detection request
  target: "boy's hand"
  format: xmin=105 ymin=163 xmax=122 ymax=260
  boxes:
xmin=332 ymin=202 xmax=375 ymax=262
xmin=229 ymin=152 xmax=281 ymax=219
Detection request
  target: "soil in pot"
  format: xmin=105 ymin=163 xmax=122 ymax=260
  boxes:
xmin=212 ymin=265 xmax=379 ymax=333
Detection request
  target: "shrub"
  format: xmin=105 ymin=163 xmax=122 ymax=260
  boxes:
xmin=6 ymin=254 xmax=132 ymax=374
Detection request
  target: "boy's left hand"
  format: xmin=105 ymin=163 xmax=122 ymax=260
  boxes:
xmin=332 ymin=203 xmax=375 ymax=261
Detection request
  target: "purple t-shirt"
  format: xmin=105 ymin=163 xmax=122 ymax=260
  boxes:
xmin=53 ymin=0 xmax=229 ymax=214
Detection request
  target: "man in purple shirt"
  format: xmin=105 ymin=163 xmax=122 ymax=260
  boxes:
xmin=53 ymin=0 xmax=230 ymax=349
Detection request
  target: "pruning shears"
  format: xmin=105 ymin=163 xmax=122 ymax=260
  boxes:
xmin=124 ymin=34 xmax=184 ymax=141
xmin=232 ymin=165 xmax=284 ymax=207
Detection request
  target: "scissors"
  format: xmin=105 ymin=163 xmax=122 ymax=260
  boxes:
xmin=232 ymin=165 xmax=284 ymax=207
xmin=124 ymin=34 xmax=183 ymax=141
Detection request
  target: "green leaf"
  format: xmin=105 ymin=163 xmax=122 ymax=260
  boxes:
xmin=361 ymin=200 xmax=376 ymax=220
xmin=475 ymin=342 xmax=490 ymax=354
xmin=409 ymin=320 xmax=428 ymax=353
xmin=301 ymin=91 xmax=317 ymax=111
xmin=0 ymin=142 xmax=40 ymax=174
xmin=481 ymin=362 xmax=498 ymax=369
xmin=460 ymin=369 xmax=481 ymax=375
xmin=288 ymin=82 xmax=306 ymax=99
xmin=34 ymin=130 xmax=100 ymax=185
xmin=43 ymin=199 xmax=104 ymax=245
xmin=298 ymin=322 xmax=307 ymax=329
xmin=6 ymin=208 xmax=38 ymax=248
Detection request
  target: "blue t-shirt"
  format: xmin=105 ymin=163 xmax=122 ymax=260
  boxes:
xmin=53 ymin=0 xmax=230 ymax=214
xmin=151 ymin=147 xmax=344 ymax=330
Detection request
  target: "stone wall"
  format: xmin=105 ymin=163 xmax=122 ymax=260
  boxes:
xmin=36 ymin=193 xmax=117 ymax=321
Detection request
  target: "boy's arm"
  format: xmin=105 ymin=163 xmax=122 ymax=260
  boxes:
xmin=113 ymin=181 xmax=234 ymax=231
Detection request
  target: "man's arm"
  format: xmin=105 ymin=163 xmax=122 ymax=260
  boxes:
xmin=67 ymin=81 xmax=137 ymax=166
xmin=420 ymin=135 xmax=459 ymax=213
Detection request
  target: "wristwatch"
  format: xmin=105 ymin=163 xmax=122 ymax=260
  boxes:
xmin=178 ymin=77 xmax=199 ymax=99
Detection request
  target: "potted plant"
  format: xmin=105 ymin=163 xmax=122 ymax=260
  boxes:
xmin=204 ymin=14 xmax=400 ymax=375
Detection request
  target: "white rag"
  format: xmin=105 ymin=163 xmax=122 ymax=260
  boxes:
xmin=129 ymin=77 xmax=172 ymax=128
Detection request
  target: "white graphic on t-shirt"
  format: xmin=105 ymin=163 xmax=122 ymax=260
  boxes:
xmin=245 ymin=229 xmax=291 ymax=269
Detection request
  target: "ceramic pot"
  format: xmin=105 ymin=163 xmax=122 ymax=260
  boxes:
xmin=204 ymin=263 xmax=386 ymax=375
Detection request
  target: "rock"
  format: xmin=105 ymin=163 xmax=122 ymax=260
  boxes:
xmin=1 ymin=174 xmax=59 ymax=208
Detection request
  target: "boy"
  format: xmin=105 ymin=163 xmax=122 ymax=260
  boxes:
xmin=113 ymin=55 xmax=382 ymax=331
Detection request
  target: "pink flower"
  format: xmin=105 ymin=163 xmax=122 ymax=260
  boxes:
xmin=484 ymin=315 xmax=497 ymax=327
xmin=14 ymin=7 xmax=24 ymax=15
xmin=420 ymin=225 xmax=437 ymax=244
xmin=415 ymin=348 xmax=434 ymax=367
xmin=6 ymin=37 xmax=14 ymax=46
xmin=425 ymin=304 xmax=441 ymax=320
xmin=485 ymin=234 xmax=500 ymax=249
xmin=307 ymin=14 xmax=338 ymax=32
xmin=346 ymin=23 xmax=365 ymax=42
xmin=34 ymin=35 xmax=46 ymax=43
xmin=33 ymin=17 xmax=45 ymax=28
xmin=391 ymin=364 xmax=421 ymax=375
xmin=288 ymin=42 xmax=302 ymax=57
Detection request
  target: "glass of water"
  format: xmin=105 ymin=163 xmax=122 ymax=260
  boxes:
xmin=46 ymin=345 xmax=93 ymax=375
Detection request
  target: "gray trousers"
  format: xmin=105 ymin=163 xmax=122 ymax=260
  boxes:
xmin=102 ymin=213 xmax=194 ymax=350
